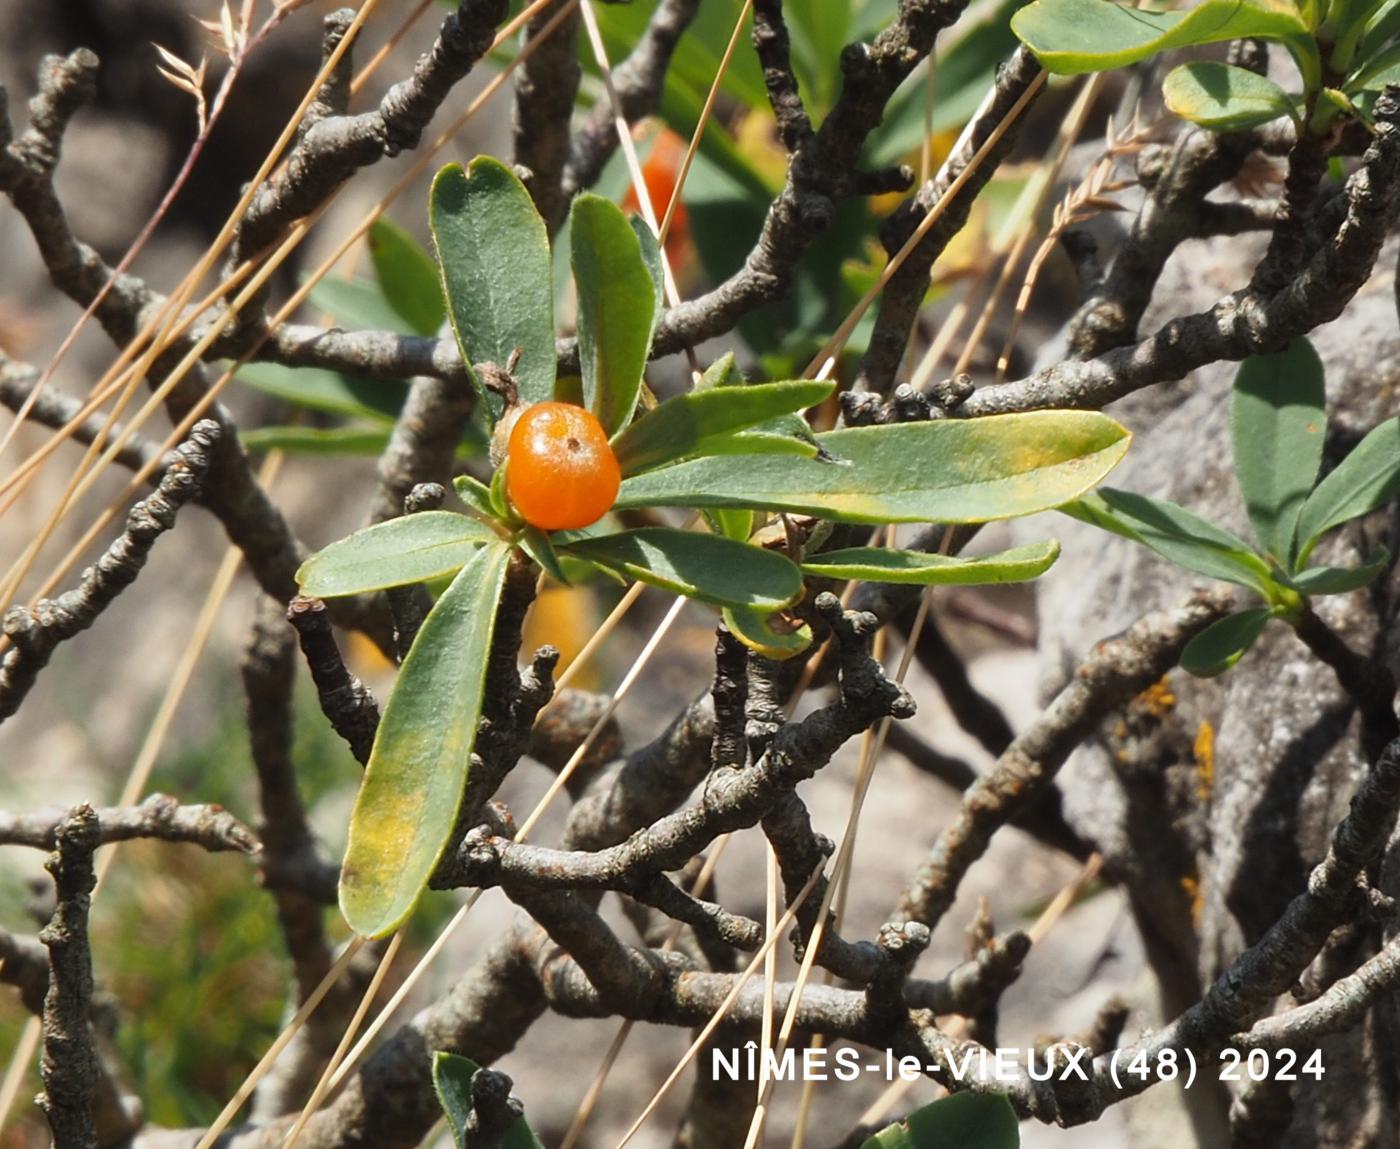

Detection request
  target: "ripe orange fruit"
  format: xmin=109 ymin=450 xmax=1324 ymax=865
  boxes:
xmin=623 ymin=127 xmax=692 ymax=267
xmin=505 ymin=401 xmax=621 ymax=532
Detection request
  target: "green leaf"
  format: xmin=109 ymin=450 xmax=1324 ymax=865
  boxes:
xmin=685 ymin=426 xmax=823 ymax=460
xmin=1347 ymin=40 xmax=1400 ymax=93
xmin=697 ymin=352 xmax=740 ymax=390
xmin=1231 ymin=337 xmax=1327 ymax=563
xmin=631 ymin=216 xmax=666 ymax=346
xmin=1163 ymin=61 xmax=1299 ymax=129
xmin=234 ymin=362 xmax=404 ymax=422
xmin=431 ymin=159 xmax=555 ymax=417
xmin=432 ymin=1053 xmax=545 ymax=1149
xmin=705 ymin=507 xmax=755 ymax=541
xmin=1347 ymin=42 xmax=1400 ymax=118
xmin=369 ymin=217 xmax=446 ymax=337
xmin=783 ymin=0 xmax=850 ymax=111
xmin=723 ymin=604 xmax=813 ymax=660
xmin=612 ymin=380 xmax=834 ymax=474
xmin=296 ymin=512 xmax=499 ymax=598
xmin=242 ymin=424 xmax=392 ymax=456
xmin=340 ymin=543 xmax=511 ymax=938
xmin=489 ymin=462 xmax=512 ymax=522
xmin=454 ymin=473 xmax=497 ymax=520
xmin=1359 ymin=0 xmax=1400 ymax=65
xmin=861 ymin=1091 xmax=1020 ymax=1148
xmin=1291 ymin=545 xmax=1390 ymax=594
xmin=1179 ymin=607 xmax=1274 ymax=677
xmin=570 ymin=195 xmax=658 ymax=435
xmin=868 ymin=0 xmax=1026 ymax=167
xmin=517 ymin=524 xmax=570 ymax=585
xmin=433 ymin=1053 xmax=476 ymax=1149
xmin=617 ymin=412 xmax=1131 ymax=524
xmin=802 ymin=540 xmax=1060 ymax=585
xmin=309 ymin=276 xmax=411 ymax=334
xmin=1011 ymin=0 xmax=1318 ymax=87
xmin=1063 ymin=488 xmax=1275 ymax=593
xmin=1331 ymin=0 xmax=1391 ymax=71
xmin=1295 ymin=416 xmax=1400 ymax=564
xmin=559 ymin=527 xmax=803 ymax=608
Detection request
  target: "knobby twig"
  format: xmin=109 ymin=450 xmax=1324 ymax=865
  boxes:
xmin=0 ymin=926 xmax=50 ymax=1016
xmin=0 ymin=354 xmax=163 ymax=477
xmin=0 ymin=421 xmax=218 ymax=722
xmin=37 ymin=806 xmax=100 ymax=1149
xmin=0 ymin=794 xmax=259 ymax=854
xmin=287 ymin=595 xmax=382 ymax=766
xmin=559 ymin=0 xmax=701 ymax=198
xmin=1069 ymin=121 xmax=1259 ymax=358
xmin=964 ymin=88 xmax=1400 ymax=416
xmin=896 ymin=587 xmax=1232 ymax=930
xmin=231 ymin=0 xmax=509 ymax=266
xmin=512 ymin=0 xmax=583 ymax=233
xmin=858 ymin=46 xmax=1043 ymax=394
xmin=464 ymin=1067 xmax=526 ymax=1149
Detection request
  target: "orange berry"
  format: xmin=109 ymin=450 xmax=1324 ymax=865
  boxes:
xmin=505 ymin=402 xmax=621 ymax=532
xmin=623 ymin=127 xmax=691 ymax=259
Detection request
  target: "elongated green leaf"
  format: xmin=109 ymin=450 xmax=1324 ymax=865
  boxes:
xmin=617 ymin=412 xmax=1131 ymax=523
xmin=1180 ymin=607 xmax=1273 ymax=677
xmin=688 ymin=427 xmax=822 ymax=460
xmin=861 ymin=1091 xmax=1019 ymax=1148
xmin=432 ymin=1053 xmax=545 ymax=1149
xmin=631 ymin=216 xmax=666 ymax=346
xmin=1164 ymin=62 xmax=1299 ymax=129
xmin=297 ymin=512 xmax=499 ymax=598
xmin=560 ymin=527 xmax=802 ymax=608
xmin=1346 ymin=40 xmax=1400 ymax=96
xmin=868 ymin=0 xmax=1027 ymax=166
xmin=1291 ymin=546 xmax=1390 ymax=594
xmin=1359 ymin=0 xmax=1400 ymax=64
xmin=243 ymin=424 xmax=392 ymax=456
xmin=723 ymin=604 xmax=813 ymax=659
xmin=517 ymin=524 xmax=570 ymax=585
xmin=571 ymin=195 xmax=658 ymax=435
xmin=309 ymin=276 xmax=409 ymax=334
xmin=706 ymin=507 xmax=755 ymax=541
xmin=234 ymin=362 xmax=403 ymax=422
xmin=433 ymin=1053 xmax=476 ymax=1149
xmin=1012 ymin=0 xmax=1317 ymax=85
xmin=431 ymin=159 xmax=555 ymax=416
xmin=783 ymin=0 xmax=849 ymax=110
xmin=454 ymin=473 xmax=497 ymax=520
xmin=612 ymin=381 xmax=834 ymax=474
xmin=1231 ymin=337 xmax=1327 ymax=563
xmin=1295 ymin=416 xmax=1400 ymax=563
xmin=1063 ymin=488 xmax=1275 ymax=592
xmin=1346 ymin=37 xmax=1400 ymax=119
xmin=697 ymin=351 xmax=740 ymax=390
xmin=245 ymin=419 xmax=483 ymax=460
xmin=340 ymin=543 xmax=511 ymax=937
xmin=802 ymin=540 xmax=1059 ymax=585
xmin=369 ymin=217 xmax=446 ymax=336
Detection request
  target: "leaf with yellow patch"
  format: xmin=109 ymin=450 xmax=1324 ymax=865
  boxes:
xmin=723 ymin=604 xmax=813 ymax=660
xmin=339 ymin=542 xmax=511 ymax=938
xmin=616 ymin=412 xmax=1130 ymax=523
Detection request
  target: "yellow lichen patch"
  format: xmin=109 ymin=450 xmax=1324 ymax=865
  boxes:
xmin=1180 ymin=872 xmax=1205 ymax=925
xmin=1136 ymin=676 xmax=1177 ymax=718
xmin=1194 ymin=720 xmax=1215 ymax=803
